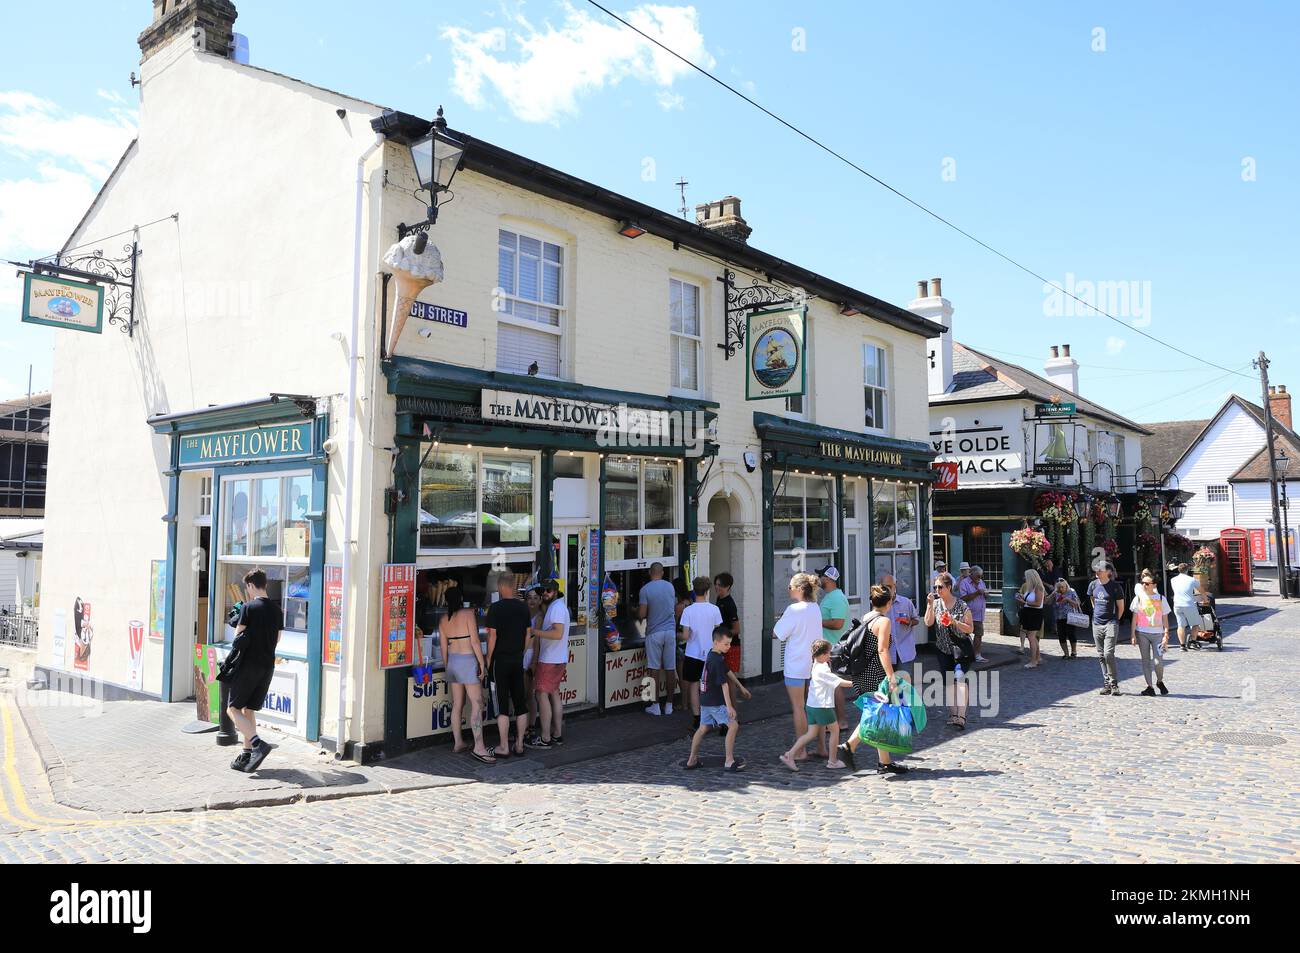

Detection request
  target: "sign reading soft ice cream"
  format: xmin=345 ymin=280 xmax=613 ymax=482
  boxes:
xmin=21 ymin=274 xmax=104 ymax=333
xmin=746 ymin=307 xmax=806 ymax=401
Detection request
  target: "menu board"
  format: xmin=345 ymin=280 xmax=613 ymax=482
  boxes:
xmin=379 ymin=564 xmax=416 ymax=669
xmin=323 ymin=565 xmax=342 ymax=665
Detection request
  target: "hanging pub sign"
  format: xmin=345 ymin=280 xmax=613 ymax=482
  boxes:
xmin=20 ymin=273 xmax=104 ymax=333
xmin=1034 ymin=401 xmax=1076 ymax=417
xmin=1032 ymin=419 xmax=1076 ymax=475
xmin=746 ymin=306 xmax=806 ymax=401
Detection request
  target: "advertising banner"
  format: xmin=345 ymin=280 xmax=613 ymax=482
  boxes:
xmin=148 ymin=559 xmax=166 ymax=641
xmin=931 ymin=461 xmax=959 ymax=490
xmin=746 ymin=306 xmax=806 ymax=401
xmin=1248 ymin=528 xmax=1267 ymax=562
xmin=127 ymin=620 xmax=145 ymax=691
xmin=20 ymin=273 xmax=104 ymax=333
xmin=379 ymin=564 xmax=416 ymax=669
xmin=323 ymin=564 xmax=342 ymax=665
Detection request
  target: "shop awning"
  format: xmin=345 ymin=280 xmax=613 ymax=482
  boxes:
xmin=147 ymin=394 xmax=317 ymax=435
xmin=753 ymin=412 xmax=935 ymax=481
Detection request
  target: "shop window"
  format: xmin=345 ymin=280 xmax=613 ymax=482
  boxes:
xmin=215 ymin=472 xmax=313 ymax=659
xmin=603 ymin=456 xmax=681 ymax=570
xmin=418 ymin=446 xmax=537 ymax=552
xmin=496 ymin=229 xmax=564 ymax=377
xmin=772 ymin=475 xmax=836 ymax=609
xmin=864 ymin=344 xmax=888 ymax=433
xmin=670 ymin=278 xmax=702 ymax=393
xmin=871 ymin=480 xmax=920 ymax=601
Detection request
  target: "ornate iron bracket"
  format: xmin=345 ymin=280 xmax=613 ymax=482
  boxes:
xmin=716 ymin=269 xmax=806 ymax=359
xmin=30 ymin=242 xmax=139 ymax=336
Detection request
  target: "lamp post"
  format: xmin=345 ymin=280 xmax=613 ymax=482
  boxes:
xmin=1276 ymin=448 xmax=1292 ymax=596
xmin=1157 ymin=497 xmax=1186 ymax=596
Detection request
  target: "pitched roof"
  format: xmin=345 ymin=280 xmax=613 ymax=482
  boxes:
xmin=1231 ymin=429 xmax=1300 ymax=482
xmin=1152 ymin=394 xmax=1300 ymax=481
xmin=1139 ymin=418 xmax=1210 ymax=480
xmin=931 ymin=343 xmax=1152 ymax=434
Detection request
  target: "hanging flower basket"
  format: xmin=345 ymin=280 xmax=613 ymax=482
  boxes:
xmin=1010 ymin=527 xmax=1052 ymax=562
xmin=1193 ymin=546 xmax=1217 ymax=570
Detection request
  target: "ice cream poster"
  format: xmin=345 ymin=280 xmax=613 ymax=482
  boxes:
xmin=21 ymin=273 xmax=104 ymax=333
xmin=127 ymin=620 xmax=145 ymax=691
xmin=746 ymin=307 xmax=805 ymax=401
xmin=1032 ymin=420 xmax=1076 ymax=475
xmin=323 ymin=564 xmax=342 ymax=665
xmin=379 ymin=564 xmax=416 ymax=670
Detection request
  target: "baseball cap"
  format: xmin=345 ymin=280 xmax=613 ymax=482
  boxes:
xmin=540 ymin=577 xmax=562 ymax=592
xmin=818 ymin=565 xmax=840 ymax=581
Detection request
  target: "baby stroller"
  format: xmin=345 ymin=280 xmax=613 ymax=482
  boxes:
xmin=1190 ymin=592 xmax=1224 ymax=651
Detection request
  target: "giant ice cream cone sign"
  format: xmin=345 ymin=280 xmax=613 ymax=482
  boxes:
xmin=383 ymin=234 xmax=444 ymax=356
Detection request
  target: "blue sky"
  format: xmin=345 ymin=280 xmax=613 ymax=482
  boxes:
xmin=2 ymin=0 xmax=1296 ymax=423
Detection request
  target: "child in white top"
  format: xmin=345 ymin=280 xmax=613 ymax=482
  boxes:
xmin=779 ymin=640 xmax=852 ymax=771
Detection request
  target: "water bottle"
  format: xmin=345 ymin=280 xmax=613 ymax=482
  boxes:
xmin=954 ymin=662 xmax=964 ymax=679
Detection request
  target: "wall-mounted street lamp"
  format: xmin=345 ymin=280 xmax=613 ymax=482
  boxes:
xmin=1072 ymin=495 xmax=1091 ymax=522
xmin=618 ymin=220 xmax=647 ymax=239
xmin=1169 ymin=499 xmax=1187 ymax=522
xmin=399 ymin=106 xmax=465 ymax=254
xmin=1106 ymin=497 xmax=1123 ymax=520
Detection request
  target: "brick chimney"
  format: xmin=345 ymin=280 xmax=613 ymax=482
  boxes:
xmin=909 ymin=277 xmax=954 ymax=396
xmin=695 ymin=196 xmax=752 ymax=243
xmin=1268 ymin=385 xmax=1293 ymax=431
xmin=139 ymin=0 xmax=238 ymax=63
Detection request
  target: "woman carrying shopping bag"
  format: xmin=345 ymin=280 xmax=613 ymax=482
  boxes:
xmin=834 ymin=585 xmax=911 ymax=775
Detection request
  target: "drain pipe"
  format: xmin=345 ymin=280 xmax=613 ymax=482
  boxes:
xmin=338 ymin=132 xmax=384 ymax=759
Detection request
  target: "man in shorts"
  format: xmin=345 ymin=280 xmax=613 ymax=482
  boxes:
xmin=638 ymin=562 xmax=678 ymax=716
xmin=678 ymin=576 xmax=723 ymax=732
xmin=485 ymin=574 xmax=531 ymax=756
xmin=1168 ymin=563 xmax=1203 ymax=650
xmin=526 ymin=578 xmax=569 ymax=748
xmin=713 ymin=572 xmax=752 ymax=701
xmin=222 ymin=569 xmax=283 ymax=773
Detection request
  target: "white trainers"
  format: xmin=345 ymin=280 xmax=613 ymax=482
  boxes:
xmin=645 ymin=703 xmax=662 ymax=716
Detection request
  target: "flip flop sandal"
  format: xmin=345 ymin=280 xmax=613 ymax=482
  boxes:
xmin=953 ymin=716 xmax=967 ymax=731
xmin=683 ymin=759 xmax=702 ymax=770
xmin=470 ymin=750 xmax=497 ymax=765
xmin=725 ymin=758 xmax=746 ymax=772
xmin=494 ymin=747 xmax=511 ymax=759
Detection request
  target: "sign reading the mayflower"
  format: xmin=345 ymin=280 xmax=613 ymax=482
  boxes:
xmin=481 ymin=389 xmax=675 ymax=435
xmin=817 ymin=440 xmax=904 ymax=467
xmin=178 ymin=421 xmax=314 ymax=468
xmin=20 ymin=273 xmax=104 ymax=334
xmin=746 ymin=307 xmax=806 ymax=401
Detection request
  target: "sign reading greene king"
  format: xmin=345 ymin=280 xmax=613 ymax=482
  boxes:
xmin=178 ymin=421 xmax=313 ymax=467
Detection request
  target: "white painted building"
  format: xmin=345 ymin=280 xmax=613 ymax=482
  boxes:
xmin=32 ymin=1 xmax=941 ymax=758
xmin=1146 ymin=389 xmax=1299 ymax=569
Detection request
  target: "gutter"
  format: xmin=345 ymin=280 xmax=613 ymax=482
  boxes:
xmin=338 ymin=132 xmax=384 ymax=759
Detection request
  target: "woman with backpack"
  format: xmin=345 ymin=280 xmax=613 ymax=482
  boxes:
xmin=925 ymin=571 xmax=976 ymax=730
xmin=834 ymin=585 xmax=908 ymax=775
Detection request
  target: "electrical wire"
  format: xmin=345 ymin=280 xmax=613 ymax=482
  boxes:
xmin=585 ymin=0 xmax=1255 ymax=381
xmin=1118 ymin=364 xmax=1253 ymax=418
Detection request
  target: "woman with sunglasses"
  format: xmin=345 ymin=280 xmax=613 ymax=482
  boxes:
xmin=1131 ymin=570 xmax=1170 ymax=696
xmin=924 ymin=572 xmax=976 ymax=729
xmin=774 ymin=572 xmax=826 ymax=761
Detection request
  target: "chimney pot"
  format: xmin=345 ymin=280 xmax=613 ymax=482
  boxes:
xmin=140 ymin=0 xmax=239 ymax=65
xmin=694 ymin=195 xmax=751 ymax=243
xmin=1050 ymin=345 xmax=1060 ymax=358
xmin=1062 ymin=344 xmax=1071 ymax=357
xmin=916 ymin=280 xmax=929 ymax=299
xmin=930 ymin=277 xmax=942 ymax=298
xmin=1282 ymin=385 xmax=1288 ymax=394
xmin=1268 ymin=384 xmax=1293 ymax=430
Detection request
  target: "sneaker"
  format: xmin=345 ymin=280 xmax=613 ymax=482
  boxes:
xmin=1110 ymin=687 xmax=1123 ymax=697
xmin=645 ymin=703 xmax=662 ymax=716
xmin=1140 ymin=686 xmax=1156 ymax=697
xmin=836 ymin=742 xmax=856 ymax=771
xmin=876 ymin=762 xmax=910 ymax=775
xmin=1157 ymin=681 xmax=1169 ymax=695
xmin=551 ymin=735 xmax=565 ymax=746
xmin=975 ymin=654 xmax=988 ymax=662
xmin=1099 ymin=685 xmax=1112 ymax=696
xmin=664 ymin=703 xmax=673 ymax=715
xmin=525 ymin=736 xmax=553 ymax=749
xmin=244 ymin=738 xmax=273 ymax=773
xmin=230 ymin=750 xmax=252 ymax=772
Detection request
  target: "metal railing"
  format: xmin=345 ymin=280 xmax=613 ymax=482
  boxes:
xmin=0 ymin=606 xmax=37 ymax=649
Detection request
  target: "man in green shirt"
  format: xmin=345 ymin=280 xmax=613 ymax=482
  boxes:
xmin=818 ymin=565 xmax=851 ymax=730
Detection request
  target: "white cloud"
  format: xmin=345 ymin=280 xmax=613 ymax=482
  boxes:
xmin=0 ymin=91 xmax=136 ymax=180
xmin=656 ymin=90 xmax=684 ymax=110
xmin=0 ymin=163 xmax=101 ymax=253
xmin=443 ymin=3 xmax=714 ymax=123
xmin=1105 ymin=336 xmax=1127 ymax=355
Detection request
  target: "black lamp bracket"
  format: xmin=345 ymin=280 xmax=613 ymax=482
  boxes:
xmin=716 ymin=268 xmax=808 ymax=359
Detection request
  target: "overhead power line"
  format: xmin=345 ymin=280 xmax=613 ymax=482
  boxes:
xmin=586 ymin=0 xmax=1255 ymax=381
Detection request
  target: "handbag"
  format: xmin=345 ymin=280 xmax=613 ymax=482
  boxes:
xmin=1066 ymin=611 xmax=1090 ymax=628
xmin=214 ymin=633 xmax=246 ymax=683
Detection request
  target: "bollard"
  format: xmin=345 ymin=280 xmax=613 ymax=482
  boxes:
xmin=216 ymin=679 xmax=240 ymax=746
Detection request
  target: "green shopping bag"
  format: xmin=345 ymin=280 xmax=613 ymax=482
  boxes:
xmin=878 ymin=674 xmax=927 ymax=734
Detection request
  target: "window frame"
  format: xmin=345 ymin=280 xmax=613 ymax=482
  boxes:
xmin=1206 ymin=484 xmax=1230 ymax=503
xmin=863 ymin=342 xmax=889 ymax=435
xmin=417 ymin=445 xmax=542 ymax=556
xmin=603 ymin=455 xmax=683 ymax=571
xmin=669 ymin=277 xmax=703 ymax=396
xmin=495 ymin=228 xmax=567 ymax=378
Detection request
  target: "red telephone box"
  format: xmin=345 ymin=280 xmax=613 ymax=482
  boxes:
xmin=1218 ymin=528 xmax=1252 ymax=595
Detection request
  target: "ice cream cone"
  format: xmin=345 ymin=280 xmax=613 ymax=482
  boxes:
xmin=382 ymin=235 xmax=444 ymax=356
xmin=387 ymin=272 xmax=434 ymax=357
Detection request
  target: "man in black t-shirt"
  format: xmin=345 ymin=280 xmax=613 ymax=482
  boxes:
xmin=486 ymin=575 xmax=532 ymax=757
xmin=223 ymin=569 xmax=283 ymax=773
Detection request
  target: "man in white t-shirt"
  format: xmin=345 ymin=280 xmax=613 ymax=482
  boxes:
xmin=526 ymin=577 xmax=570 ymax=748
xmin=678 ymin=576 xmax=723 ymax=733
xmin=1168 ymin=563 xmax=1203 ymax=650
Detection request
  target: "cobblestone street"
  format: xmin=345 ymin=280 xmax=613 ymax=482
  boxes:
xmin=2 ymin=601 xmax=1297 ymax=863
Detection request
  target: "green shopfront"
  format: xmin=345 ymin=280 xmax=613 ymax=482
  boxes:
xmin=149 ymin=398 xmax=330 ymax=741
xmin=382 ymin=357 xmax=717 ymax=753
xmin=754 ymin=412 xmax=936 ymax=674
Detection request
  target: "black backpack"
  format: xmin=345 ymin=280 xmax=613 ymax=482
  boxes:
xmin=831 ymin=612 xmax=878 ymax=677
